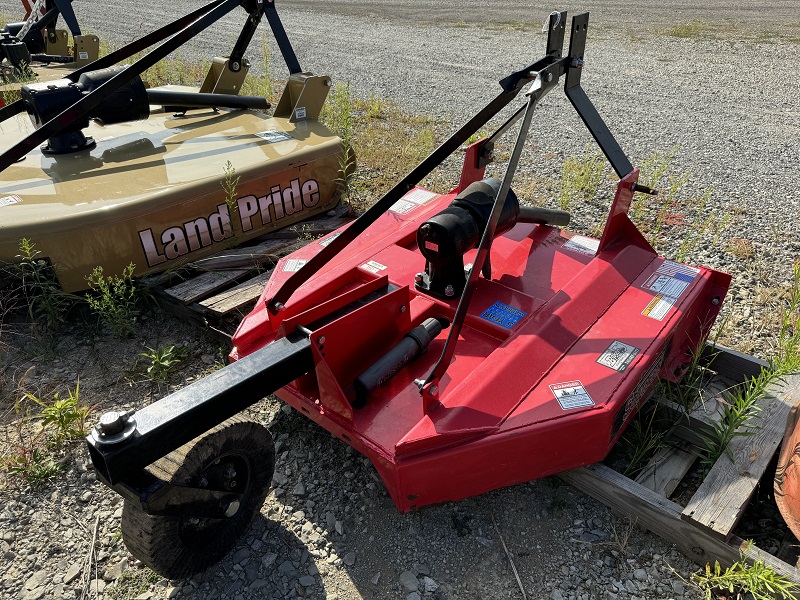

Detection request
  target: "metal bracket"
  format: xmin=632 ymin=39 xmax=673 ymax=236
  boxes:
xmin=563 ymin=13 xmax=635 ymax=179
xmin=109 ymin=470 xmax=244 ymax=519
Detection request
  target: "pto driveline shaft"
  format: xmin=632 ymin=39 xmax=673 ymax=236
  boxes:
xmin=146 ymin=89 xmax=270 ymax=110
xmin=352 ymin=318 xmax=443 ymax=408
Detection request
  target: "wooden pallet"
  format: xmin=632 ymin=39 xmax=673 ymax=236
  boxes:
xmin=149 ymin=210 xmax=352 ymax=339
xmin=150 ymin=224 xmax=800 ymax=580
xmin=560 ymin=346 xmax=800 ymax=581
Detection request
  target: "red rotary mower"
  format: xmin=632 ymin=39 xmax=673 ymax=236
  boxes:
xmin=87 ymin=12 xmax=731 ymax=578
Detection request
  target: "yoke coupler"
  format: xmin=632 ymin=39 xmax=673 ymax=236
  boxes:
xmin=415 ymin=178 xmax=571 ymax=300
xmin=415 ymin=178 xmax=519 ymax=300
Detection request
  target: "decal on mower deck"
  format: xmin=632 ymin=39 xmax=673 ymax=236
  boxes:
xmin=0 ymin=195 xmax=22 ymax=207
xmin=562 ymin=235 xmax=599 ymax=256
xmin=550 ymin=381 xmax=595 ymax=410
xmin=137 ymin=178 xmax=321 ymax=268
xmin=641 ymin=294 xmax=676 ymax=321
xmin=389 ymin=189 xmax=439 ymax=215
xmin=283 ymin=259 xmax=307 ymax=272
xmin=319 ymin=232 xmax=341 ymax=247
xmin=479 ymin=301 xmax=527 ymax=329
xmin=596 ymin=340 xmax=640 ymax=372
xmin=641 ymin=260 xmax=699 ymax=300
xmin=254 ymin=130 xmax=293 ymax=143
xmin=610 ymin=340 xmax=671 ymax=441
xmin=360 ymin=260 xmax=387 ymax=274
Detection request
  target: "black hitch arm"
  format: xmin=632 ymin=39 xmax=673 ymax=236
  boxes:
xmin=87 ymin=334 xmax=313 ymax=485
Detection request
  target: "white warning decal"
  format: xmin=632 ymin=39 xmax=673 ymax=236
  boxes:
xmin=643 ymin=273 xmax=690 ymax=298
xmin=0 ymin=195 xmax=22 ymax=207
xmin=283 ymin=258 xmax=307 ymax=272
xmin=319 ymin=232 xmax=341 ymax=247
xmin=642 ymin=294 xmax=676 ymax=321
xmin=656 ymin=260 xmax=699 ymax=280
xmin=597 ymin=340 xmax=641 ymax=372
xmin=390 ymin=188 xmax=439 ymax=215
xmin=563 ymin=235 xmax=599 ymax=256
xmin=404 ymin=188 xmax=438 ymax=205
xmin=255 ymin=130 xmax=293 ymax=143
xmin=550 ymin=380 xmax=595 ymax=410
xmin=389 ymin=199 xmax=418 ymax=215
xmin=360 ymin=260 xmax=387 ymax=274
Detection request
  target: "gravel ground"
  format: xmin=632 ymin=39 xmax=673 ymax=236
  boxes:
xmin=1 ymin=1 xmax=799 ymax=600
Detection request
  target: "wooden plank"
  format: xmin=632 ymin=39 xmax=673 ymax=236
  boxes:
xmin=198 ymin=271 xmax=272 ymax=316
xmin=682 ymin=372 xmax=800 ymax=539
xmin=163 ymin=269 xmax=248 ymax=304
xmin=191 ymin=239 xmax=298 ymax=271
xmin=559 ymin=463 xmax=800 ymax=582
xmin=702 ymin=343 xmax=769 ymax=381
xmin=654 ymin=374 xmax=740 ymax=447
xmin=635 ymin=445 xmax=697 ymax=497
xmin=256 ymin=217 xmax=352 ymax=240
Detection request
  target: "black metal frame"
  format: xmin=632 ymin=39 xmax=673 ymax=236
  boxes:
xmin=0 ymin=0 xmax=304 ymax=171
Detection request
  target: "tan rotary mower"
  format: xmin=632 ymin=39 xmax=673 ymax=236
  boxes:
xmin=0 ymin=0 xmax=346 ymax=292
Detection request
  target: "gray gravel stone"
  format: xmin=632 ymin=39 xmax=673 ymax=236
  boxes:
xmin=399 ymin=570 xmax=420 ymax=592
xmin=299 ymin=575 xmax=316 ymax=586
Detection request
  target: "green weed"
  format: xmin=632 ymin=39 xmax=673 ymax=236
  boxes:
xmin=104 ymin=567 xmax=161 ymax=600
xmin=558 ymin=148 xmax=604 ymax=212
xmin=240 ymin=35 xmax=275 ymax=102
xmin=665 ymin=21 xmax=722 ymax=40
xmin=221 ymin=161 xmax=241 ymax=243
xmin=321 ymin=82 xmax=438 ymax=212
xmin=85 ymin=263 xmax=139 ymax=338
xmin=621 ymin=404 xmax=667 ymax=478
xmin=15 ymin=238 xmax=77 ymax=328
xmin=24 ymin=381 xmax=91 ymax=444
xmin=2 ymin=448 xmax=63 ymax=485
xmin=140 ymin=345 xmax=187 ymax=382
xmin=322 ymin=82 xmax=355 ymax=148
xmin=691 ymin=543 xmax=799 ymax=600
xmin=700 ymin=264 xmax=800 ymax=467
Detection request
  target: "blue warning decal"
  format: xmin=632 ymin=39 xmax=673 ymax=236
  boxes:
xmin=479 ymin=302 xmax=527 ymax=328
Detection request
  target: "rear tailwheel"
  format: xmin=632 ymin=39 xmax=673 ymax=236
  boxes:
xmin=121 ymin=417 xmax=275 ymax=579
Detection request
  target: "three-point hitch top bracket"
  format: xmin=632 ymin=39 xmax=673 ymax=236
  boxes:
xmin=265 ymin=10 xmax=656 ymax=318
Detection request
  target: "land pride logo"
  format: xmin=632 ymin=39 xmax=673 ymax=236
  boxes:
xmin=138 ymin=178 xmax=321 ymax=267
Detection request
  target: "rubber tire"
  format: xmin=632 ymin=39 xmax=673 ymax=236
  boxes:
xmin=120 ymin=417 xmax=275 ymax=579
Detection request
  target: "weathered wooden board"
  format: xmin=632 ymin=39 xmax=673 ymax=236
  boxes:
xmin=163 ymin=269 xmax=249 ymax=304
xmin=682 ymin=372 xmax=800 ymax=539
xmin=560 ymin=463 xmax=800 ymax=582
xmin=635 ymin=445 xmax=697 ymax=497
xmin=190 ymin=238 xmax=299 ymax=271
xmin=198 ymin=271 xmax=273 ymax=316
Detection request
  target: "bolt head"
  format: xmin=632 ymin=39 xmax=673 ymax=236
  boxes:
xmin=444 ymin=284 xmax=455 ymax=297
xmin=224 ymin=499 xmax=240 ymax=518
xmin=317 ymin=336 xmax=326 ymax=345
xmin=429 ymin=386 xmax=439 ymax=397
xmin=414 ymin=273 xmax=424 ymax=283
xmin=98 ymin=411 xmax=125 ymax=436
